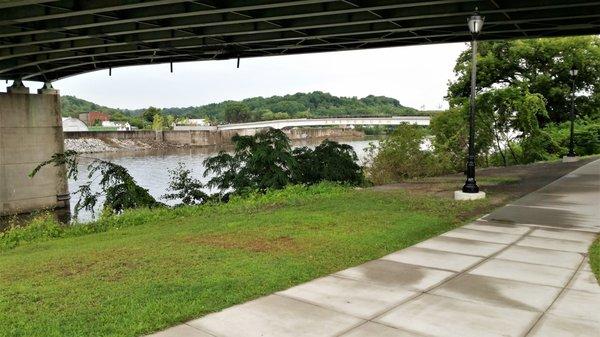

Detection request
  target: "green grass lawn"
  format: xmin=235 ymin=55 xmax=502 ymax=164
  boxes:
xmin=590 ymin=238 xmax=600 ymax=284
xmin=0 ymin=184 xmax=490 ymax=337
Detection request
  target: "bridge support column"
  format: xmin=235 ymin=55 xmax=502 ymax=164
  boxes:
xmin=0 ymin=81 xmax=69 ymax=216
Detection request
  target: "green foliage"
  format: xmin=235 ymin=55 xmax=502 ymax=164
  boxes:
xmin=0 ymin=213 xmax=63 ymax=250
xmin=293 ymin=140 xmax=364 ymax=185
xmin=223 ymin=102 xmax=252 ymax=123
xmin=366 ymin=124 xmax=451 ymax=184
xmin=444 ymin=36 xmax=600 ymax=166
xmin=152 ymin=113 xmax=165 ymax=130
xmin=478 ymin=86 xmax=556 ymax=164
xmin=204 ymin=129 xmax=297 ymax=194
xmin=142 ymin=106 xmax=161 ymax=123
xmin=430 ymin=107 xmax=468 ymax=171
xmin=30 ymin=151 xmax=160 ymax=218
xmin=163 ymin=163 xmax=209 ymax=206
xmin=29 ymin=149 xmax=79 ymax=179
xmin=204 ymin=129 xmax=364 ymax=195
xmin=544 ymin=118 xmax=600 ymax=157
xmin=448 ymin=36 xmax=600 ymax=125
xmin=59 ymin=91 xmax=422 ymax=126
xmin=590 ymin=238 xmax=600 ymax=285
xmin=60 ymin=95 xmax=122 ymax=118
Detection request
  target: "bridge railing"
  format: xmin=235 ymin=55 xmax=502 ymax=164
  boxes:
xmin=174 ymin=116 xmax=430 ymax=131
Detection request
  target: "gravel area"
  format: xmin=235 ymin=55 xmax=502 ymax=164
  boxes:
xmin=64 ymin=138 xmax=118 ymax=153
xmin=64 ymin=138 xmax=160 ymax=153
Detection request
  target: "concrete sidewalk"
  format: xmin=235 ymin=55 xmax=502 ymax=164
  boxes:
xmin=149 ymin=160 xmax=600 ymax=337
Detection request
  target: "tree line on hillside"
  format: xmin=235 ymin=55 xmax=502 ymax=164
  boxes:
xmin=60 ymin=91 xmax=422 ymax=129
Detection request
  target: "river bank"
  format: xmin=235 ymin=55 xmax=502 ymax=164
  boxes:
xmin=1 ymin=137 xmax=378 ymax=228
xmin=2 ymin=158 xmax=597 ymax=337
xmin=64 ymin=127 xmax=364 ymax=153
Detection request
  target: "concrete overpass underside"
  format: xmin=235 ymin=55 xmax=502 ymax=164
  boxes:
xmin=1 ymin=0 xmax=599 ymax=215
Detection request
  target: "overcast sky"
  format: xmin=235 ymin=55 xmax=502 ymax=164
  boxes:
xmin=2 ymin=42 xmax=466 ymax=111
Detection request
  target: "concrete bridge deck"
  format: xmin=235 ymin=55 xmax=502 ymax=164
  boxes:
xmin=148 ymin=159 xmax=600 ymax=337
xmin=173 ymin=116 xmax=430 ymax=131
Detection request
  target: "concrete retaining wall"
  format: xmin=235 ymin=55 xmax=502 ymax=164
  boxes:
xmin=64 ymin=127 xmax=363 ymax=146
xmin=0 ymin=92 xmax=69 ymax=216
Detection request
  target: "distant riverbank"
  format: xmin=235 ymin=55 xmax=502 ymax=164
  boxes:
xmin=64 ymin=127 xmax=364 ymax=153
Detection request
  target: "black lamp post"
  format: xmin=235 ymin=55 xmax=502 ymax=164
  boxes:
xmin=462 ymin=11 xmax=484 ymax=194
xmin=567 ymin=67 xmax=578 ymax=157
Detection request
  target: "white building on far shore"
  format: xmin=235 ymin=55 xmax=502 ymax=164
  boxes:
xmin=172 ymin=118 xmax=212 ymax=130
xmin=102 ymin=121 xmax=132 ymax=131
xmin=62 ymin=117 xmax=89 ymax=132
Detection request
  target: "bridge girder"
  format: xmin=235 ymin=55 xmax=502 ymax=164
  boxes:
xmin=0 ymin=0 xmax=599 ymax=81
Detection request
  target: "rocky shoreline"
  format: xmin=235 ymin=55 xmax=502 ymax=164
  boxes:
xmin=63 ymin=128 xmax=365 ymax=153
xmin=64 ymin=138 xmax=183 ymax=153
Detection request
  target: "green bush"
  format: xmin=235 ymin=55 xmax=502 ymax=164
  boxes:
xmin=204 ymin=129 xmax=365 ymax=195
xmin=366 ymin=124 xmax=452 ymax=184
xmin=293 ymin=140 xmax=364 ymax=186
xmin=545 ymin=118 xmax=600 ymax=157
xmin=30 ymin=151 xmax=161 ymax=218
xmin=0 ymin=213 xmax=64 ymax=250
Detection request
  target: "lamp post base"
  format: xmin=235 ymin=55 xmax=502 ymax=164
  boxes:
xmin=562 ymin=155 xmax=579 ymax=163
xmin=454 ymin=190 xmax=486 ymax=201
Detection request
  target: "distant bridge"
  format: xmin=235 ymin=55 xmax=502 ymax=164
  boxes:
xmin=174 ymin=116 xmax=430 ymax=131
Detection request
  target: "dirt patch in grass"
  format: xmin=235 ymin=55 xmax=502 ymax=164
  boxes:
xmin=182 ymin=234 xmax=304 ymax=253
xmin=36 ymin=248 xmax=144 ymax=281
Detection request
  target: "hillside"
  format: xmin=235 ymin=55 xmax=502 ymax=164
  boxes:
xmin=60 ymin=95 xmax=124 ymax=117
xmin=60 ymin=91 xmax=422 ymax=125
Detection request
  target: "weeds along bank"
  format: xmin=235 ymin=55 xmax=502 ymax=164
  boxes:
xmin=0 ymin=183 xmax=348 ymax=251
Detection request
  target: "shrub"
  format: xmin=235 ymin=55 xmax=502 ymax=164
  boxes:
xmin=544 ymin=118 xmax=600 ymax=157
xmin=0 ymin=213 xmax=64 ymax=250
xmin=163 ymin=163 xmax=209 ymax=205
xmin=204 ymin=129 xmax=297 ymax=194
xmin=293 ymin=140 xmax=364 ymax=186
xmin=204 ymin=128 xmax=365 ymax=195
xmin=366 ymin=124 xmax=452 ymax=184
xmin=30 ymin=151 xmax=161 ymax=218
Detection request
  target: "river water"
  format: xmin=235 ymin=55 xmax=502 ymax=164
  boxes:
xmin=65 ymin=138 xmax=378 ymax=222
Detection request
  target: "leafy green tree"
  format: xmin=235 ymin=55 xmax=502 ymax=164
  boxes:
xmin=367 ymin=124 xmax=451 ymax=184
xmin=30 ymin=151 xmax=160 ymax=218
xmin=270 ymin=100 xmax=306 ymax=115
xmin=223 ymin=102 xmax=251 ymax=123
xmin=293 ymin=140 xmax=363 ymax=185
xmin=543 ymin=118 xmax=600 ymax=158
xmin=163 ymin=163 xmax=208 ymax=206
xmin=296 ymin=111 xmax=313 ymax=119
xmin=142 ymin=106 xmax=161 ymax=123
xmin=441 ymin=36 xmax=600 ymax=165
xmin=477 ymin=86 xmax=555 ymax=164
xmin=204 ymin=129 xmax=365 ymax=195
xmin=152 ymin=113 xmax=165 ymax=130
xmin=166 ymin=115 xmax=175 ymax=130
xmin=448 ymin=36 xmax=600 ymax=125
xmin=430 ymin=107 xmax=468 ymax=170
xmin=204 ymin=129 xmax=297 ymax=194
